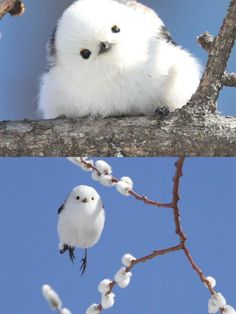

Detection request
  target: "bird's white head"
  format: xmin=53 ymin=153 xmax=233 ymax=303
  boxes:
xmin=67 ymin=185 xmax=102 ymax=211
xmin=55 ymin=0 xmax=163 ymax=75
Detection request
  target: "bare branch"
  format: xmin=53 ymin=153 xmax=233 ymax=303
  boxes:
xmin=190 ymin=0 xmax=236 ymax=113
xmin=222 ymin=72 xmax=236 ymax=87
xmin=80 ymin=157 xmax=172 ymax=208
xmin=0 ymin=0 xmax=25 ymax=19
xmin=0 ymin=113 xmax=236 ymax=156
xmin=96 ymin=244 xmax=183 ymax=312
xmin=89 ymin=157 xmax=217 ymax=313
xmin=197 ymin=32 xmax=214 ymax=53
xmin=171 ymin=157 xmax=216 ymax=295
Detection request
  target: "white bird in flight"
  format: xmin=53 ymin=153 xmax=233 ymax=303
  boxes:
xmin=57 ymin=185 xmax=105 ymax=275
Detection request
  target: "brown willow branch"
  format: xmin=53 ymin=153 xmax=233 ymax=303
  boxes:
xmin=97 ymin=243 xmax=183 ymax=312
xmin=189 ymin=0 xmax=236 ymax=113
xmin=170 ymin=157 xmax=216 ymax=296
xmin=80 ymin=158 xmax=172 ymax=208
xmin=81 ymin=156 xmax=219 ymax=297
xmin=82 ymin=157 xmax=217 ymax=314
xmin=0 ymin=0 xmax=24 ymax=19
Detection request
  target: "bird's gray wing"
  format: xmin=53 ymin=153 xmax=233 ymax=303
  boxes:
xmin=58 ymin=203 xmax=64 ymax=215
xmin=46 ymin=26 xmax=57 ymax=70
xmin=158 ymin=25 xmax=177 ymax=46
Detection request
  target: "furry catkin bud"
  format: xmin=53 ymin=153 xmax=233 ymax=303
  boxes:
xmin=99 ymin=174 xmax=114 ymax=187
xmin=42 ymin=284 xmax=62 ymax=310
xmin=114 ymin=267 xmax=132 ymax=288
xmin=61 ymin=308 xmax=72 ymax=314
xmin=208 ymin=298 xmax=219 ymax=314
xmin=101 ymin=292 xmax=115 ymax=309
xmin=95 ymin=160 xmax=112 ymax=175
xmin=120 ymin=177 xmax=133 ymax=189
xmin=86 ymin=304 xmax=100 ymax=314
xmin=223 ymin=305 xmax=236 ymax=314
xmin=212 ymin=293 xmax=227 ymax=308
xmin=98 ymin=279 xmax=113 ymax=294
xmin=121 ymin=253 xmax=136 ymax=267
xmin=205 ymin=276 xmax=216 ymax=288
xmin=116 ymin=181 xmax=132 ymax=196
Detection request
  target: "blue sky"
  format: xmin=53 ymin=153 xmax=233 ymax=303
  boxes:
xmin=0 ymin=157 xmax=236 ymax=314
xmin=0 ymin=0 xmax=235 ymax=120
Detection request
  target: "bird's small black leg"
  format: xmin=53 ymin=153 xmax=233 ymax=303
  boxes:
xmin=59 ymin=244 xmax=68 ymax=254
xmin=68 ymin=247 xmax=76 ymax=264
xmin=80 ymin=249 xmax=87 ymax=276
xmin=155 ymin=106 xmax=170 ymax=119
xmin=59 ymin=244 xmax=75 ymax=264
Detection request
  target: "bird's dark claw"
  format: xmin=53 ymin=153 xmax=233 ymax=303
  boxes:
xmin=59 ymin=244 xmax=76 ymax=263
xmin=154 ymin=106 xmax=170 ymax=119
xmin=68 ymin=247 xmax=76 ymax=264
xmin=80 ymin=249 xmax=87 ymax=276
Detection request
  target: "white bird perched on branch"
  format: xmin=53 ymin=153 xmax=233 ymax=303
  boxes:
xmin=57 ymin=185 xmax=105 ymax=275
xmin=39 ymin=0 xmax=201 ymax=119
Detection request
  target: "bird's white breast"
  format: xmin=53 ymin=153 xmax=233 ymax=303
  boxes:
xmin=39 ymin=39 xmax=200 ymax=118
xmin=58 ymin=203 xmax=105 ymax=248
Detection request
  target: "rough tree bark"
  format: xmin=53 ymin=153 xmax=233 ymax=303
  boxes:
xmin=0 ymin=0 xmax=235 ymax=156
xmin=0 ymin=0 xmax=24 ymax=18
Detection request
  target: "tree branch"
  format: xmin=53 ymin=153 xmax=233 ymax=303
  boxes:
xmin=189 ymin=0 xmax=236 ymax=113
xmin=197 ymin=32 xmax=214 ymax=53
xmin=0 ymin=113 xmax=236 ymax=156
xmin=0 ymin=0 xmax=24 ymax=19
xmin=222 ymin=72 xmax=236 ymax=87
xmin=90 ymin=157 xmax=217 ymax=313
xmin=171 ymin=157 xmax=216 ymax=295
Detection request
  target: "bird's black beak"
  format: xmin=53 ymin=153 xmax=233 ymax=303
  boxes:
xmin=99 ymin=41 xmax=113 ymax=55
xmin=82 ymin=198 xmax=89 ymax=203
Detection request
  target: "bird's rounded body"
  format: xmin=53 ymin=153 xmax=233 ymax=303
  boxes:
xmin=58 ymin=185 xmax=105 ymax=249
xmin=39 ymin=0 xmax=201 ymax=118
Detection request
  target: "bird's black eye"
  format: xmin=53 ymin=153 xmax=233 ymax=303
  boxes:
xmin=80 ymin=49 xmax=91 ymax=59
xmin=76 ymin=196 xmax=80 ymax=200
xmin=111 ymin=25 xmax=120 ymax=33
xmin=91 ymin=197 xmax=94 ymax=201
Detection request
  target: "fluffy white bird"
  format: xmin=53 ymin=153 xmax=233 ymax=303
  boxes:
xmin=39 ymin=0 xmax=201 ymax=118
xmin=57 ymin=185 xmax=105 ymax=275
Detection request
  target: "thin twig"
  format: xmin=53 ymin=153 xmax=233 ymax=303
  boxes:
xmin=170 ymin=157 xmax=216 ymax=295
xmin=80 ymin=158 xmax=172 ymax=208
xmin=97 ymin=244 xmax=183 ymax=312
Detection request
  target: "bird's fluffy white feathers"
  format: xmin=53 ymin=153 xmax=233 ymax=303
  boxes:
xmin=57 ymin=185 xmax=105 ymax=249
xmin=39 ymin=0 xmax=201 ymax=118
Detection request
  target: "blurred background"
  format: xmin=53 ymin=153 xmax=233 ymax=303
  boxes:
xmin=0 ymin=157 xmax=236 ymax=314
xmin=0 ymin=0 xmax=235 ymax=120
